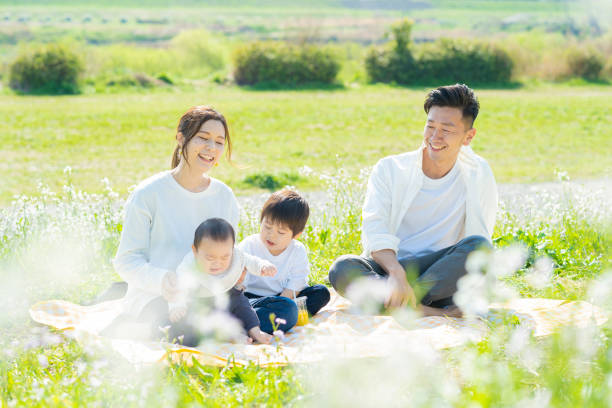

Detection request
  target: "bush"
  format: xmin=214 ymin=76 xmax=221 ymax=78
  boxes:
xmin=566 ymin=47 xmax=605 ymax=80
xmin=232 ymin=42 xmax=340 ymax=86
xmin=9 ymin=43 xmax=83 ymax=94
xmin=105 ymin=72 xmax=166 ymax=88
xmin=243 ymin=172 xmax=300 ymax=191
xmin=415 ymin=39 xmax=514 ymax=84
xmin=366 ymin=20 xmax=513 ymax=85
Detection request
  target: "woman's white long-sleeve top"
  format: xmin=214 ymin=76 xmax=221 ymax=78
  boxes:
xmin=361 ymin=145 xmax=498 ymax=257
xmin=113 ymin=170 xmax=240 ymax=316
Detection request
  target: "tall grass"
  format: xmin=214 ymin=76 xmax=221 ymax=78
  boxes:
xmin=0 ymin=166 xmax=610 ymax=406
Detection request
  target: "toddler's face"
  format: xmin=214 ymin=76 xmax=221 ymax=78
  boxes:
xmin=260 ymin=217 xmax=295 ymax=256
xmin=192 ymin=237 xmax=233 ymax=275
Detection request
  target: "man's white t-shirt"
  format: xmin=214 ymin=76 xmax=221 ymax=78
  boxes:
xmin=396 ymin=162 xmax=466 ymax=259
xmin=238 ymin=233 xmax=309 ymax=296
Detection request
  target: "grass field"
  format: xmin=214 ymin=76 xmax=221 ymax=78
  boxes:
xmin=1 ymin=1 xmax=612 ymax=406
xmin=0 ymin=83 xmax=610 ymax=204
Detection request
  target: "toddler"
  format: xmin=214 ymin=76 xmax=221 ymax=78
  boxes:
xmin=239 ymin=190 xmax=331 ymax=334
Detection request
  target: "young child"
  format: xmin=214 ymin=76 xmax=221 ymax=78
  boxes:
xmin=166 ymin=218 xmax=277 ymax=345
xmin=239 ymin=190 xmax=331 ymax=334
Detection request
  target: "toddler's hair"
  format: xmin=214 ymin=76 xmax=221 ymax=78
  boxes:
xmin=193 ymin=218 xmax=235 ymax=248
xmin=260 ymin=190 xmax=309 ymax=236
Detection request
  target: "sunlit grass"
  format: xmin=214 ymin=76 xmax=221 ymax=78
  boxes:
xmin=1 ymin=165 xmax=610 ymax=406
xmin=1 ymin=84 xmax=611 ymax=205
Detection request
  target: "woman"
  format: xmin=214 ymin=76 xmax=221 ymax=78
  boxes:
xmin=102 ymin=105 xmax=296 ymax=339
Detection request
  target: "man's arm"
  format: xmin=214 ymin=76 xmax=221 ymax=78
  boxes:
xmin=371 ymin=249 xmax=416 ymax=308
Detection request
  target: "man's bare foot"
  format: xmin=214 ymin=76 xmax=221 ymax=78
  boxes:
xmin=420 ymin=305 xmax=463 ymax=318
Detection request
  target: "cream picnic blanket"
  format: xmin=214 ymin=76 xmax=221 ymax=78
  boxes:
xmin=29 ymin=290 xmax=607 ymax=367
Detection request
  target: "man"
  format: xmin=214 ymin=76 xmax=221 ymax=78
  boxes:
xmin=328 ymin=84 xmax=497 ymax=316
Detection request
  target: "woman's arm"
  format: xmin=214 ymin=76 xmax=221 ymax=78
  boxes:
xmin=112 ymin=192 xmax=171 ymax=295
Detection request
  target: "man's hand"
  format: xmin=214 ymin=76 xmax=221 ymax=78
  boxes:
xmin=161 ymin=271 xmax=180 ymax=302
xmin=385 ymin=270 xmax=417 ymax=309
xmin=371 ymin=249 xmax=417 ymax=309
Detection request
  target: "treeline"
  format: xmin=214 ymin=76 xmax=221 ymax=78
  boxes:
xmin=4 ymin=20 xmax=611 ymax=94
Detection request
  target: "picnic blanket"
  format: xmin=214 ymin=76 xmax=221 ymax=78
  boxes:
xmin=30 ymin=290 xmax=608 ymax=367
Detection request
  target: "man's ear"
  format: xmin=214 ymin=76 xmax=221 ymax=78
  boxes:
xmin=191 ymin=244 xmax=197 ymax=254
xmin=293 ymin=231 xmax=303 ymax=239
xmin=463 ymin=128 xmax=476 ymax=146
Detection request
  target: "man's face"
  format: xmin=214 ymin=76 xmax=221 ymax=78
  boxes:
xmin=423 ymin=106 xmax=475 ymax=164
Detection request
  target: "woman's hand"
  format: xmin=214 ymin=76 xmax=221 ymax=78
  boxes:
xmin=169 ymin=306 xmax=187 ymax=323
xmin=161 ymin=271 xmax=181 ymax=302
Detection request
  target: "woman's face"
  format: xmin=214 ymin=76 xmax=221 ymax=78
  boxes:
xmin=180 ymin=119 xmax=226 ymax=173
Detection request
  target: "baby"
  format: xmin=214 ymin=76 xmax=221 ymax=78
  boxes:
xmin=166 ymin=218 xmax=277 ymax=345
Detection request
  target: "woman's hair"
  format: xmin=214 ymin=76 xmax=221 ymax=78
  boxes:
xmin=193 ymin=218 xmax=235 ymax=248
xmin=171 ymin=105 xmax=232 ymax=169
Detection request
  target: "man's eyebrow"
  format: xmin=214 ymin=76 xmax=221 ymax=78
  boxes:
xmin=427 ymin=119 xmax=457 ymax=127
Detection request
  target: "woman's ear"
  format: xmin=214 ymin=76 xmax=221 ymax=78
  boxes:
xmin=176 ymin=131 xmax=185 ymax=147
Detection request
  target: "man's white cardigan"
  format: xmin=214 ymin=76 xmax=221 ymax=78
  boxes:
xmin=361 ymin=145 xmax=498 ymax=257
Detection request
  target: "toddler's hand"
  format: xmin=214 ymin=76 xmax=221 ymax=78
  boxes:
xmin=260 ymin=264 xmax=277 ymax=277
xmin=169 ymin=306 xmax=187 ymax=323
xmin=162 ymin=271 xmax=180 ymax=302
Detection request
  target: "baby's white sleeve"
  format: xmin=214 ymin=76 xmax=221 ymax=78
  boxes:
xmin=237 ymin=247 xmax=272 ymax=277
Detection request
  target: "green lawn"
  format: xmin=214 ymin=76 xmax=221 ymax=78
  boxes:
xmin=1 ymin=84 xmax=610 ymax=205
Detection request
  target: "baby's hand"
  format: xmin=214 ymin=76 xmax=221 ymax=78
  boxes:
xmin=169 ymin=306 xmax=187 ymax=323
xmin=248 ymin=327 xmax=273 ymax=344
xmin=236 ymin=268 xmax=247 ymax=285
xmin=260 ymin=263 xmax=277 ymax=277
xmin=161 ymin=271 xmax=180 ymax=302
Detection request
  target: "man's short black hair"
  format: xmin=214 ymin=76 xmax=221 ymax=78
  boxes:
xmin=260 ymin=189 xmax=310 ymax=236
xmin=193 ymin=218 xmax=235 ymax=248
xmin=424 ymin=83 xmax=480 ymax=128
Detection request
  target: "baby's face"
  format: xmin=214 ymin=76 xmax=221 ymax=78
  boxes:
xmin=192 ymin=237 xmax=233 ymax=275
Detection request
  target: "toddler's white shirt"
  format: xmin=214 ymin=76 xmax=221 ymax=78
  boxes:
xmin=239 ymin=233 xmax=309 ymax=296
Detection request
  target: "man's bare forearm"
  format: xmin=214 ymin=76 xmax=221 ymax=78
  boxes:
xmin=371 ymin=249 xmax=405 ymax=279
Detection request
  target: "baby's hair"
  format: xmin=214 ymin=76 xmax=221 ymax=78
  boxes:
xmin=193 ymin=218 xmax=235 ymax=248
xmin=260 ymin=189 xmax=310 ymax=236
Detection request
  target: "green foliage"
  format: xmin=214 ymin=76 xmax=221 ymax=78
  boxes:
xmin=415 ymin=39 xmax=514 ymax=84
xmin=566 ymin=47 xmax=605 ymax=80
xmin=366 ymin=20 xmax=514 ymax=85
xmin=232 ymin=42 xmax=341 ymax=86
xmin=242 ymin=172 xmax=300 ymax=191
xmin=105 ymin=72 xmax=166 ymax=88
xmin=8 ymin=43 xmax=83 ymax=94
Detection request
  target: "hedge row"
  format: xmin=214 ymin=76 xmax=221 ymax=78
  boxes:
xmin=232 ymin=42 xmax=340 ymax=86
